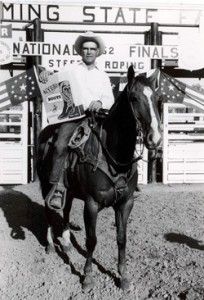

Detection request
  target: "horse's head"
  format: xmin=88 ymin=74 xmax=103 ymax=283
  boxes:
xmin=127 ymin=66 xmax=162 ymax=150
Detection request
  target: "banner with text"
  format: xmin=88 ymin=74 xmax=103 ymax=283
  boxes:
xmin=36 ymin=70 xmax=85 ymax=124
xmin=2 ymin=3 xmax=203 ymax=25
xmin=13 ymin=42 xmax=178 ymax=72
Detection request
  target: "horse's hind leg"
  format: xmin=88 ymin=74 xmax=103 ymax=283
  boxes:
xmin=114 ymin=197 xmax=134 ymax=290
xmin=83 ymin=197 xmax=98 ymax=290
xmin=63 ymin=190 xmax=81 ymax=231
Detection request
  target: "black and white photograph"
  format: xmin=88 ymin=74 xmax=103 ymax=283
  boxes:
xmin=0 ymin=0 xmax=204 ymax=299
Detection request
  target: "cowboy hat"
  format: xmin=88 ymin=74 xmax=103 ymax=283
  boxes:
xmin=74 ymin=31 xmax=105 ymax=56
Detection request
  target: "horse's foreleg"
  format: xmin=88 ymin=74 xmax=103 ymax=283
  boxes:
xmin=45 ymin=205 xmax=57 ymax=254
xmin=45 ymin=205 xmax=63 ymax=254
xmin=46 ymin=225 xmax=55 ymax=254
xmin=59 ymin=192 xmax=73 ymax=253
xmin=63 ymin=191 xmax=81 ymax=231
xmin=83 ymin=197 xmax=98 ymax=290
xmin=115 ymin=197 xmax=134 ymax=290
xmin=63 ymin=191 xmax=73 ymax=227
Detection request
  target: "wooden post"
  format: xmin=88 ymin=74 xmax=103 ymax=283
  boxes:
xmin=146 ymin=23 xmax=162 ymax=183
xmin=33 ymin=18 xmax=43 ymax=180
xmin=150 ymin=23 xmax=162 ymax=69
xmin=26 ymin=18 xmax=43 ymax=181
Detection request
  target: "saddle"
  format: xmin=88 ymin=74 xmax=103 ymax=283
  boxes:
xmin=68 ymin=119 xmax=91 ymax=149
xmin=67 ymin=117 xmax=102 ymax=172
xmin=66 ymin=116 xmax=138 ymax=202
xmin=40 ymin=112 xmax=139 ymax=203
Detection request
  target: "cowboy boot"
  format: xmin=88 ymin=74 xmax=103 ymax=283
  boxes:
xmin=46 ymin=182 xmax=66 ymax=210
xmin=58 ymin=103 xmax=74 ymax=120
xmin=58 ymin=102 xmax=68 ymax=119
xmin=46 ymin=154 xmax=71 ymax=210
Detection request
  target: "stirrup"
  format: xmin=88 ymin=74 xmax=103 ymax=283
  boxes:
xmin=45 ymin=184 xmax=67 ymax=211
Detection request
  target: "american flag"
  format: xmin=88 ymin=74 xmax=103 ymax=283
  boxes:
xmin=157 ymin=71 xmax=204 ymax=111
xmin=0 ymin=67 xmax=40 ymax=111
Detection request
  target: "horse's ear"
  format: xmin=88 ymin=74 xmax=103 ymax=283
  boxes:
xmin=127 ymin=65 xmax=135 ymax=86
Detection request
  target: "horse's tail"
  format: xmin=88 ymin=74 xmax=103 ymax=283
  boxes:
xmin=37 ymin=124 xmax=59 ymax=199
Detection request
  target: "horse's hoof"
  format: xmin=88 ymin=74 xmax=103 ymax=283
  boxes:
xmin=62 ymin=244 xmax=72 ymax=253
xmin=82 ymin=275 xmax=95 ymax=291
xmin=120 ymin=277 xmax=130 ymax=290
xmin=46 ymin=245 xmax=55 ymax=254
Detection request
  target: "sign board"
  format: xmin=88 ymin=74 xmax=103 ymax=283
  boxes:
xmin=37 ymin=70 xmax=85 ymax=124
xmin=2 ymin=3 xmax=204 ymax=70
xmin=2 ymin=3 xmax=203 ymax=25
xmin=2 ymin=25 xmax=179 ymax=72
xmin=13 ymin=39 xmax=178 ymax=72
xmin=0 ymin=24 xmax=13 ymax=65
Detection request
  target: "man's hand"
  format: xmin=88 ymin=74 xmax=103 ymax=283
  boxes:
xmin=88 ymin=100 xmax=102 ymax=112
xmin=39 ymin=70 xmax=53 ymax=84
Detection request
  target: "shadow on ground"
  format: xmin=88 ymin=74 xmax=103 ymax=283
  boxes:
xmin=0 ymin=188 xmax=47 ymax=246
xmin=164 ymin=232 xmax=204 ymax=251
xmin=56 ymin=231 xmax=120 ymax=288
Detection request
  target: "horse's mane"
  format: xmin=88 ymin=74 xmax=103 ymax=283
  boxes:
xmin=131 ymin=75 xmax=153 ymax=90
xmin=103 ymin=84 xmax=137 ymax=168
xmin=102 ymin=73 xmax=155 ymax=168
xmin=104 ymin=85 xmax=132 ymax=128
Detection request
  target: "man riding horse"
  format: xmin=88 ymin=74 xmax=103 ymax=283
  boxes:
xmin=39 ymin=31 xmax=114 ymax=210
xmin=38 ymin=64 xmax=162 ymax=290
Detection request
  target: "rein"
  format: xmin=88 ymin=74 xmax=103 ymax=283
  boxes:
xmin=91 ymin=127 xmax=142 ymax=169
xmin=90 ymin=122 xmax=143 ymax=171
xmin=89 ymin=85 xmax=148 ymax=170
xmin=127 ymin=85 xmax=146 ymax=161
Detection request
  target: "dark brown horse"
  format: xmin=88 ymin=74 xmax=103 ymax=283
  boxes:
xmin=37 ymin=66 xmax=161 ymax=290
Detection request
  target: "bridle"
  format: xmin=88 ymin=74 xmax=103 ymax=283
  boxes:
xmin=127 ymin=83 xmax=159 ymax=162
xmin=127 ymin=84 xmax=146 ymax=160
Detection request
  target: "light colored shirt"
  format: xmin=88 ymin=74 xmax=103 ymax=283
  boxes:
xmin=60 ymin=61 xmax=114 ymax=110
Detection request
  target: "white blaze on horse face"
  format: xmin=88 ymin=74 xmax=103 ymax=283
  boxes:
xmin=143 ymin=87 xmax=161 ymax=145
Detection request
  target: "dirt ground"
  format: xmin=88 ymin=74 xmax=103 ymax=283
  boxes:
xmin=0 ymin=182 xmax=204 ymax=300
